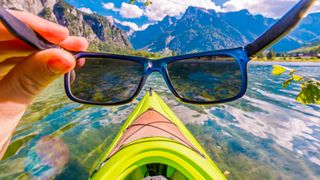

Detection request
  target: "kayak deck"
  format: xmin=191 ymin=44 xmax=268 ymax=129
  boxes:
xmin=90 ymin=91 xmax=225 ymax=180
xmin=107 ymin=109 xmax=202 ymax=159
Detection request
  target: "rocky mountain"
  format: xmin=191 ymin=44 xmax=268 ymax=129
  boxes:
xmin=289 ymin=41 xmax=320 ymax=54
xmin=130 ymin=15 xmax=177 ymax=50
xmin=290 ymin=13 xmax=320 ymax=43
xmin=130 ymin=6 xmax=320 ymax=54
xmin=1 ymin=0 xmax=132 ymax=52
xmin=272 ymin=12 xmax=320 ymax=52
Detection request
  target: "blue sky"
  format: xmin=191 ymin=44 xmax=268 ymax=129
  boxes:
xmin=65 ymin=0 xmax=320 ymax=31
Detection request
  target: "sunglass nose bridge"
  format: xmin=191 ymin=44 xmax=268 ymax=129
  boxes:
xmin=146 ymin=60 xmax=164 ymax=75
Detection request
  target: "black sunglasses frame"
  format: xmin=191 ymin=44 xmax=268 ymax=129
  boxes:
xmin=0 ymin=0 xmax=316 ymax=105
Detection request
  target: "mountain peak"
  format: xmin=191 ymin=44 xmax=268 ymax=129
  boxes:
xmin=238 ymin=9 xmax=250 ymax=15
xmin=161 ymin=15 xmax=177 ymax=25
xmin=185 ymin=6 xmax=199 ymax=13
xmin=185 ymin=6 xmax=216 ymax=15
xmin=307 ymin=12 xmax=320 ymax=19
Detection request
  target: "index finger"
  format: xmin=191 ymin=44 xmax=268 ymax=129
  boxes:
xmin=0 ymin=10 xmax=69 ymax=44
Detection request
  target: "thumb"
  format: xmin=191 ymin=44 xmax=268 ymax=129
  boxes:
xmin=0 ymin=49 xmax=75 ymax=104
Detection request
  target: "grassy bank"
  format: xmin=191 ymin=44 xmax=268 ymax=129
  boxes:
xmin=252 ymin=57 xmax=320 ymax=62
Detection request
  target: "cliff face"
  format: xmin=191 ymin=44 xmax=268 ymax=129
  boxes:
xmin=1 ymin=0 xmax=132 ymax=52
xmin=1 ymin=0 xmax=57 ymax=15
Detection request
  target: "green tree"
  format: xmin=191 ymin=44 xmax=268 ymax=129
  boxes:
xmin=266 ymin=49 xmax=276 ymax=60
xmin=257 ymin=53 xmax=265 ymax=59
xmin=129 ymin=0 xmax=152 ymax=6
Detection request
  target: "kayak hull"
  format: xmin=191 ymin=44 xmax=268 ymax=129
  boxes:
xmin=91 ymin=91 xmax=225 ymax=180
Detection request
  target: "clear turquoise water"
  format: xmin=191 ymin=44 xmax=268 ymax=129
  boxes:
xmin=0 ymin=62 xmax=319 ymax=179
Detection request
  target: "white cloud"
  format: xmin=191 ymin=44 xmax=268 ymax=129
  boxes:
xmin=102 ymin=2 xmax=144 ymax=19
xmin=310 ymin=1 xmax=320 ymax=13
xmin=104 ymin=0 xmax=319 ymax=21
xmin=119 ymin=3 xmax=144 ymax=18
xmin=114 ymin=18 xmax=151 ymax=31
xmin=140 ymin=23 xmax=151 ymax=31
xmin=143 ymin=0 xmax=221 ymax=21
xmin=222 ymin=0 xmax=320 ymax=18
xmin=78 ymin=7 xmax=93 ymax=14
xmin=102 ymin=2 xmax=119 ymax=12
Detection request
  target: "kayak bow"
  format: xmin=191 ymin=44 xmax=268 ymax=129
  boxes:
xmin=90 ymin=91 xmax=226 ymax=180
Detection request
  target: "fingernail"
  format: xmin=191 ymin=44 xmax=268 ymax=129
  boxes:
xmin=47 ymin=56 xmax=70 ymax=74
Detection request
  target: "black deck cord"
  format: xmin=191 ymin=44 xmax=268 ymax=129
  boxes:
xmin=125 ymin=123 xmax=203 ymax=155
xmin=117 ymin=121 xmax=174 ymax=148
xmin=122 ymin=123 xmax=199 ymax=153
xmin=115 ymin=110 xmax=203 ymax=156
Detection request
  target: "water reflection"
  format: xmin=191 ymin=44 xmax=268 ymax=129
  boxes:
xmin=0 ymin=62 xmax=319 ymax=179
xmin=25 ymin=136 xmax=69 ymax=178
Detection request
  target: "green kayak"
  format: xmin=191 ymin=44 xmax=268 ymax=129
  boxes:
xmin=90 ymin=91 xmax=226 ymax=180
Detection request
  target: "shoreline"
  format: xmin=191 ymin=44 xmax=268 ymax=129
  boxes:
xmin=251 ymin=60 xmax=320 ymax=62
xmin=251 ymin=58 xmax=320 ymax=63
xmin=249 ymin=61 xmax=320 ymax=66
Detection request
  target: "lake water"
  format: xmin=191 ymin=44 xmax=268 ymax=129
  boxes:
xmin=0 ymin=62 xmax=319 ymax=179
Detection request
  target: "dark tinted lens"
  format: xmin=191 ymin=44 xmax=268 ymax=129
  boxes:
xmin=167 ymin=55 xmax=243 ymax=102
xmin=69 ymin=57 xmax=144 ymax=104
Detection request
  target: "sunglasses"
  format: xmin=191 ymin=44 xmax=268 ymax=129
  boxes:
xmin=0 ymin=0 xmax=315 ymax=105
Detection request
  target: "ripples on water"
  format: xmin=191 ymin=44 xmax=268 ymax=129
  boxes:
xmin=0 ymin=62 xmax=319 ymax=179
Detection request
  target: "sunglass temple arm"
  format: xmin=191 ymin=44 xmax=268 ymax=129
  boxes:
xmin=0 ymin=7 xmax=59 ymax=50
xmin=245 ymin=0 xmax=316 ymax=57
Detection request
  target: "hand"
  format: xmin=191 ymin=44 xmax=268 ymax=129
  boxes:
xmin=0 ymin=10 xmax=88 ymax=158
